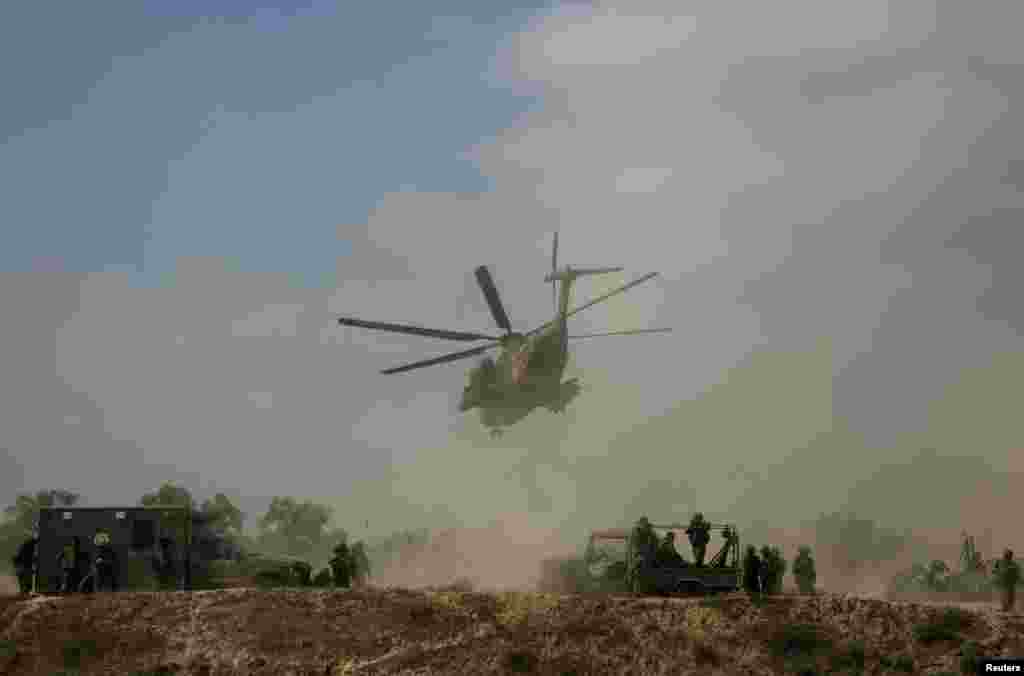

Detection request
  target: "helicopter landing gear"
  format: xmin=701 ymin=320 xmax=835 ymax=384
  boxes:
xmin=489 ymin=428 xmax=504 ymax=439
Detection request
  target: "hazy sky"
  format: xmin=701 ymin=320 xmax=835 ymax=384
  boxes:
xmin=3 ymin=0 xmax=1023 ymax=549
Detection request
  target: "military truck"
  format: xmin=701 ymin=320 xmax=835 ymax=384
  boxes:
xmin=36 ymin=505 xmax=193 ymax=593
xmin=586 ymin=522 xmax=741 ymax=595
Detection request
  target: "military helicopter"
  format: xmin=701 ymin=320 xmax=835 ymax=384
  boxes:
xmin=337 ymin=233 xmax=671 ymax=437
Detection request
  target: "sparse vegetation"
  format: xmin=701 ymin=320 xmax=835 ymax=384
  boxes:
xmin=61 ymin=638 xmax=98 ymax=671
xmin=766 ymin=623 xmax=833 ymax=659
xmin=503 ymin=648 xmax=540 ymax=673
xmin=830 ymin=638 xmax=866 ymax=672
xmin=879 ymin=653 xmax=916 ymax=672
xmin=913 ymin=608 xmax=973 ymax=644
xmin=959 ymin=640 xmax=980 ymax=674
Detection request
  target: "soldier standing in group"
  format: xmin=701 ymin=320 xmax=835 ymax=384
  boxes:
xmin=351 ymin=542 xmax=371 ymax=587
xmin=156 ymin=537 xmax=178 ymax=590
xmin=993 ymin=548 xmax=1021 ymax=612
xmin=686 ymin=513 xmax=711 ymax=567
xmin=656 ymin=531 xmax=685 ymax=568
xmin=12 ymin=536 xmax=38 ymax=595
xmin=92 ymin=530 xmax=119 ymax=592
xmin=631 ymin=517 xmax=659 ymax=565
xmin=329 ymin=542 xmax=353 ymax=588
xmin=792 ymin=546 xmax=817 ymax=594
xmin=291 ymin=560 xmax=312 ymax=586
xmin=56 ymin=537 xmax=81 ymax=594
xmin=742 ymin=545 xmax=761 ymax=595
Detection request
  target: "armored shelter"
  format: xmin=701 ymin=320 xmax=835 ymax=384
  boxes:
xmin=36 ymin=505 xmax=193 ymax=593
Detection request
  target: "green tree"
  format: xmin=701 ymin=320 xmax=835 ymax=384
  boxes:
xmin=200 ymin=493 xmax=244 ymax=536
xmin=4 ymin=489 xmax=80 ymax=534
xmin=1 ymin=489 xmax=80 ymax=573
xmin=258 ymin=497 xmax=344 ymax=561
xmin=139 ymin=482 xmax=195 ymax=509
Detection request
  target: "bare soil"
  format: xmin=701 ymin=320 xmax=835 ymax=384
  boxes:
xmin=0 ymin=587 xmax=1020 ymax=675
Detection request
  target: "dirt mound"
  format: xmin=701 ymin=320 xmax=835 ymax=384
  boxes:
xmin=0 ymin=589 xmax=1020 ymax=675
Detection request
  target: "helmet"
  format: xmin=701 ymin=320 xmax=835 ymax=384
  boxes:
xmin=1004 ymin=549 xmax=1014 ymax=559
xmin=637 ymin=516 xmax=650 ymax=527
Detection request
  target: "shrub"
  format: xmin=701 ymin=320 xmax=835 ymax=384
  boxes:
xmin=61 ymin=638 xmax=98 ymax=670
xmin=880 ymin=653 xmax=915 ymax=672
xmin=254 ymin=569 xmax=290 ymax=589
xmin=913 ymin=608 xmax=973 ymax=644
xmin=830 ymin=639 xmax=866 ymax=671
xmin=503 ymin=648 xmax=539 ymax=673
xmin=960 ymin=640 xmax=980 ymax=675
xmin=766 ymin=623 xmax=833 ymax=659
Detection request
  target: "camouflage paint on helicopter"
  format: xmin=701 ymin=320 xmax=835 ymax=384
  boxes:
xmin=338 ymin=233 xmax=671 ymax=438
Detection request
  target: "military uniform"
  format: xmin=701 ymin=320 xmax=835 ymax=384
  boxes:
xmin=351 ymin=543 xmax=371 ymax=587
xmin=685 ymin=513 xmax=711 ymax=567
xmin=994 ymin=549 xmax=1021 ymax=612
xmin=329 ymin=543 xmax=353 ymax=588
xmin=56 ymin=538 xmax=81 ymax=594
xmin=656 ymin=532 xmax=685 ymax=568
xmin=631 ymin=517 xmax=659 ymax=567
xmin=92 ymin=531 xmax=118 ymax=592
xmin=792 ymin=546 xmax=816 ymax=594
xmin=156 ymin=538 xmax=178 ymax=590
xmin=742 ymin=545 xmax=761 ymax=594
xmin=291 ymin=561 xmax=312 ymax=586
xmin=12 ymin=537 xmax=37 ymax=594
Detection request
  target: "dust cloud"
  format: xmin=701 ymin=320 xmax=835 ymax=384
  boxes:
xmin=370 ymin=516 xmax=576 ymax=591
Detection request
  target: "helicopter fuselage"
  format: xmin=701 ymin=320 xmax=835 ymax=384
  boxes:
xmin=458 ymin=274 xmax=579 ymax=435
xmin=336 ymin=232 xmax=665 ymax=439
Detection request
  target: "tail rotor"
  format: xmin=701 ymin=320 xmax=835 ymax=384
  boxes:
xmin=550 ymin=231 xmax=559 ymax=312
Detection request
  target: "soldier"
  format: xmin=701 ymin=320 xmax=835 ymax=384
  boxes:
xmin=993 ymin=549 xmax=1021 ymax=612
xmin=291 ymin=560 xmax=312 ymax=586
xmin=742 ymin=545 xmax=761 ymax=595
xmin=351 ymin=542 xmax=371 ymax=587
xmin=56 ymin=537 xmax=81 ymax=594
xmin=12 ymin=536 xmax=38 ymax=595
xmin=656 ymin=531 xmax=685 ymax=568
xmin=92 ymin=530 xmax=119 ymax=592
xmin=764 ymin=545 xmax=787 ymax=594
xmin=792 ymin=546 xmax=816 ymax=594
xmin=631 ymin=517 xmax=659 ymax=568
xmin=329 ymin=542 xmax=352 ymax=588
xmin=686 ymin=513 xmax=711 ymax=567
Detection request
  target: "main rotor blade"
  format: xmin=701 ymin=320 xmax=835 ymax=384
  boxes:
xmin=380 ymin=343 xmax=497 ymax=375
xmin=474 ymin=265 xmax=512 ymax=333
xmin=338 ymin=317 xmax=497 ymax=342
xmin=569 ymin=328 xmax=673 ymax=339
xmin=528 ymin=271 xmax=661 ymax=335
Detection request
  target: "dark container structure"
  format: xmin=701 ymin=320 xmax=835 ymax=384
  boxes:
xmin=36 ymin=505 xmax=192 ymax=593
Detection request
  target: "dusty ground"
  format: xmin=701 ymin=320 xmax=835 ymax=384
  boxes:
xmin=0 ymin=588 xmax=1021 ymax=675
